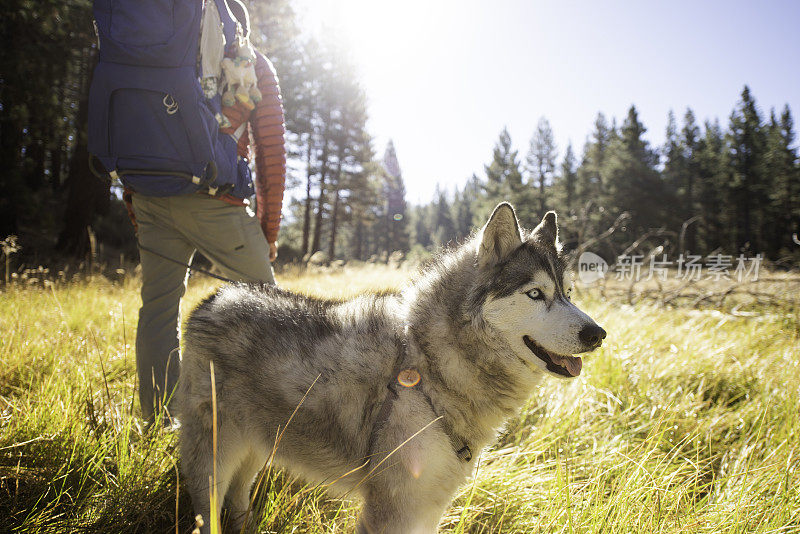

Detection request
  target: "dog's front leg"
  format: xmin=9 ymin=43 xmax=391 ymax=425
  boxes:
xmin=356 ymin=488 xmax=447 ymax=534
xmin=356 ymin=508 xmax=441 ymax=534
xmin=181 ymin=414 xmax=250 ymax=534
xmin=223 ymin=448 xmax=264 ymax=533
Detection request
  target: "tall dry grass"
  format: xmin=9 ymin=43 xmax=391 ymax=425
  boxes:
xmin=0 ymin=265 xmax=798 ymax=532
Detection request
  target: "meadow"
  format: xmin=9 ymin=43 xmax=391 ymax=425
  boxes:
xmin=0 ymin=264 xmax=798 ymax=533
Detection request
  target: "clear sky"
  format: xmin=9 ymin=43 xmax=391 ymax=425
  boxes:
xmin=292 ymin=0 xmax=800 ymax=204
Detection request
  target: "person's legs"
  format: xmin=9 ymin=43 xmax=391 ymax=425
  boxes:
xmin=132 ymin=195 xmax=195 ymax=423
xmin=171 ymin=195 xmax=275 ymax=284
xmin=131 ymin=194 xmax=273 ymax=423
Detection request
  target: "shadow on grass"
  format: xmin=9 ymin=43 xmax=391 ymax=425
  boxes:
xmin=0 ymin=429 xmax=198 ymax=533
xmin=0 ymin=429 xmax=353 ymax=533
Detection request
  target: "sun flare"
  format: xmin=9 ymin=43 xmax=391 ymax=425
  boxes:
xmin=298 ymin=0 xmax=460 ymax=74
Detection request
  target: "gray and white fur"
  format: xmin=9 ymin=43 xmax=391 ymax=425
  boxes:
xmin=177 ymin=203 xmax=606 ymax=533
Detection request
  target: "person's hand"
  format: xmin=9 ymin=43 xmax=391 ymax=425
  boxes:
xmin=269 ymin=241 xmax=278 ymax=262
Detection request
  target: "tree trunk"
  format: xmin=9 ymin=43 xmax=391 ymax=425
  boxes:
xmin=686 ymin=174 xmax=695 ymax=252
xmin=539 ymin=163 xmax=547 ymax=214
xmin=740 ymin=190 xmax=751 ymax=251
xmin=328 ymin=187 xmax=340 ymax=259
xmin=383 ymin=199 xmax=390 ymax=257
xmin=50 ymin=135 xmax=63 ymax=190
xmin=56 ymin=48 xmax=109 ymax=259
xmin=301 ymin=134 xmax=313 ymax=255
xmin=786 ymin=170 xmax=794 ymax=251
xmin=0 ymin=113 xmax=23 ymax=237
xmin=311 ymin=162 xmax=328 ymax=254
xmin=566 ymin=180 xmax=574 ymax=213
xmin=0 ymin=8 xmax=24 ymax=236
xmin=311 ymin=121 xmax=331 ymax=254
xmin=49 ymin=64 xmax=68 ymax=190
xmin=327 ymin=153 xmax=344 ymax=259
xmin=28 ymin=118 xmax=46 ymax=191
xmin=353 ymin=216 xmax=363 ymax=260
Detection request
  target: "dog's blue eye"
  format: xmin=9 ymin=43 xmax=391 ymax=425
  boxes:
xmin=526 ymin=289 xmax=543 ymax=300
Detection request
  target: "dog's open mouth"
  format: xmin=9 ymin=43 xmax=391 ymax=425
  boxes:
xmin=522 ymin=336 xmax=582 ymax=377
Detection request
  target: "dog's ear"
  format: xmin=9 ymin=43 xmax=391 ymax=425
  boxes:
xmin=477 ymin=202 xmax=522 ymax=268
xmin=532 ymin=211 xmax=561 ymax=251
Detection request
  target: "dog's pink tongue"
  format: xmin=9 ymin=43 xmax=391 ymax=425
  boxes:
xmin=552 ymin=354 xmax=582 ymax=376
xmin=564 ymin=356 xmax=582 ymax=377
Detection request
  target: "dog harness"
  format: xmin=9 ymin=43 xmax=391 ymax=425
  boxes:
xmin=371 ymin=331 xmax=473 ymax=463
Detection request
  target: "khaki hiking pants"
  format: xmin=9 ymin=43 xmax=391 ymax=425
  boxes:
xmin=131 ymin=193 xmax=275 ymax=423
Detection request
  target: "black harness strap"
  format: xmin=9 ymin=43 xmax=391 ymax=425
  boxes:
xmin=370 ymin=332 xmax=473 ymax=463
xmin=137 ymin=242 xmax=238 ymax=284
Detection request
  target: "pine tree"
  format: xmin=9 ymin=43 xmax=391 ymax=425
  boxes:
xmin=680 ymin=109 xmax=701 ymax=251
xmin=662 ymin=109 xmax=681 ymax=208
xmin=602 ymin=105 xmax=663 ymax=233
xmin=0 ymin=1 xmax=106 ymax=254
xmin=576 ymin=112 xmax=610 ymax=206
xmin=330 ymin=82 xmax=373 ymax=259
xmin=432 ymin=186 xmax=456 ymax=248
xmin=478 ymin=128 xmax=523 ymax=226
xmin=695 ymin=119 xmax=727 ymax=251
xmin=347 ymin=169 xmax=381 ymax=261
xmin=299 ymin=36 xmax=375 ymax=258
xmin=450 ymin=189 xmax=468 ymax=240
xmin=526 ymin=117 xmax=558 ymax=218
xmin=726 ymin=85 xmax=768 ymax=251
xmin=765 ymin=105 xmax=799 ymax=254
xmin=410 ymin=203 xmax=433 ymax=249
xmin=663 ymin=109 xmax=701 ymax=251
xmin=381 ymin=140 xmax=410 ymax=253
xmin=288 ymin=38 xmax=326 ymax=256
xmin=485 ymin=128 xmax=522 ymax=185
xmin=557 ymin=141 xmax=578 ymax=214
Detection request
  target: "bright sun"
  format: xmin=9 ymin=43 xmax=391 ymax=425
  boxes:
xmin=297 ymin=0 xmax=460 ymax=76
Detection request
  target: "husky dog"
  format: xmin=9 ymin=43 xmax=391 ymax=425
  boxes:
xmin=177 ymin=203 xmax=606 ymax=533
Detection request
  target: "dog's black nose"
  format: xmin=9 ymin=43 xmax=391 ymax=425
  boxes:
xmin=579 ymin=324 xmax=607 ymax=348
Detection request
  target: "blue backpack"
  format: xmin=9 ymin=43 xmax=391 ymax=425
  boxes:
xmin=88 ymin=0 xmax=254 ymax=199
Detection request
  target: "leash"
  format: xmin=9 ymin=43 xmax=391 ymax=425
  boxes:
xmin=137 ymin=242 xmax=239 ymax=284
xmin=370 ymin=328 xmax=473 ymax=463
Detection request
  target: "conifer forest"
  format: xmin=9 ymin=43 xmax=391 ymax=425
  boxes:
xmin=1 ymin=3 xmax=800 ymax=533
xmin=1 ymin=1 xmax=798 ymax=267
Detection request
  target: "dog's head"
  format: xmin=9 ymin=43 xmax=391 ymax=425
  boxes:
xmin=476 ymin=203 xmax=605 ymax=379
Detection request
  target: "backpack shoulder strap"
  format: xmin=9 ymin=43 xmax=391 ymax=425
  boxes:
xmin=213 ymin=0 xmax=239 ymax=48
xmin=200 ymin=0 xmax=239 ymax=87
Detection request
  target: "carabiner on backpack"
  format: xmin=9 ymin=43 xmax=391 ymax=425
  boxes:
xmin=163 ymin=94 xmax=179 ymax=115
